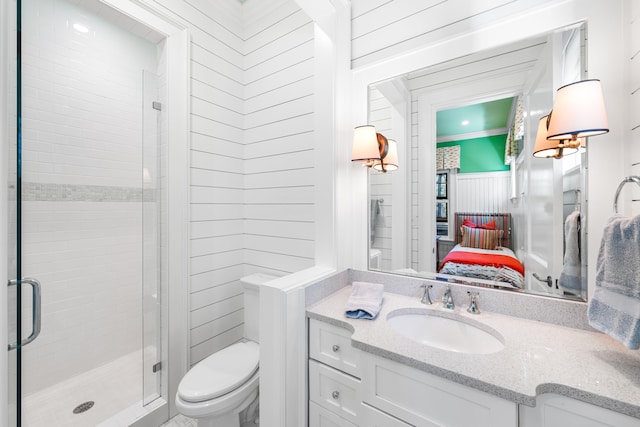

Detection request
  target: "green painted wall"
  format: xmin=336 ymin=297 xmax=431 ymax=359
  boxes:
xmin=438 ymin=134 xmax=509 ymax=173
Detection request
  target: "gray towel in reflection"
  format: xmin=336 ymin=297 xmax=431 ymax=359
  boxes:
xmin=370 ymin=199 xmax=384 ymax=245
xmin=559 ymin=210 xmax=581 ymax=293
xmin=588 ymin=214 xmax=640 ymax=349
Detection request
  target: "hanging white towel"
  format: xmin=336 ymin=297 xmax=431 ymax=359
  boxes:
xmin=587 ymin=214 xmax=640 ymax=349
xmin=559 ymin=210 xmax=581 ymax=293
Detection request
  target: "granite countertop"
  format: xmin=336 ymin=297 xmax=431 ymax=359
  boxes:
xmin=306 ymin=285 xmax=640 ymax=419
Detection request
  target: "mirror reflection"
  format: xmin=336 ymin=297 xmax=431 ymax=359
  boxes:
xmin=368 ymin=23 xmax=587 ymax=301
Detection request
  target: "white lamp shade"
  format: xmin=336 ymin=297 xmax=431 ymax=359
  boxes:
xmin=352 ymin=125 xmax=379 ymax=161
xmin=546 ymin=79 xmax=609 ymax=140
xmin=533 ymin=115 xmax=578 ymax=158
xmin=373 ymin=139 xmax=398 ymax=172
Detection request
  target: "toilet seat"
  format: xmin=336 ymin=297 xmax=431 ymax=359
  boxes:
xmin=178 ymin=341 xmax=259 ymax=403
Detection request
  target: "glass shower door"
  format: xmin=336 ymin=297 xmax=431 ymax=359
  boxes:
xmin=142 ymin=69 xmax=162 ymax=406
xmin=9 ymin=0 xmax=165 ymax=424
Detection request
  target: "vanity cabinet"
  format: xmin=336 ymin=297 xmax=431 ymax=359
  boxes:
xmin=519 ymin=394 xmax=640 ymax=427
xmin=360 ymin=352 xmax=517 ymax=427
xmin=308 ymin=318 xmax=516 ymax=427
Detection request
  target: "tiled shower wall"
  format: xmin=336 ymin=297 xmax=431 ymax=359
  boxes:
xmin=20 ymin=0 xmax=160 ymax=394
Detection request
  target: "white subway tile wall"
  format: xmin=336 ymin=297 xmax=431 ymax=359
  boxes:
xmin=20 ymin=0 xmax=160 ymax=396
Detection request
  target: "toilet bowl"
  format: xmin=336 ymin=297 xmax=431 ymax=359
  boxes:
xmin=175 ymin=273 xmax=277 ymax=427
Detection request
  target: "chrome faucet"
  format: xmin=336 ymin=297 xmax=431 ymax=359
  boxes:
xmin=467 ymin=291 xmax=480 ymax=314
xmin=420 ymin=284 xmax=433 ymax=305
xmin=442 ymin=285 xmax=454 ymax=310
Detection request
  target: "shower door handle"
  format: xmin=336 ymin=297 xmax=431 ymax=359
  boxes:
xmin=7 ymin=278 xmax=42 ymax=351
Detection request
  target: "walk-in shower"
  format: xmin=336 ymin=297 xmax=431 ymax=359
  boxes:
xmin=7 ymin=0 xmax=170 ymax=424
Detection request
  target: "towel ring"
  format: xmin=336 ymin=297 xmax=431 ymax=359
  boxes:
xmin=613 ymin=176 xmax=640 ymax=214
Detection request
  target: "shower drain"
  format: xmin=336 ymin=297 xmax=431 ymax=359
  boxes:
xmin=72 ymin=401 xmax=95 ymax=414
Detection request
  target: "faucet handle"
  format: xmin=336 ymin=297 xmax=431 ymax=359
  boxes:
xmin=467 ymin=291 xmax=480 ymax=315
xmin=442 ymin=285 xmax=454 ymax=310
xmin=420 ymin=284 xmax=433 ymax=305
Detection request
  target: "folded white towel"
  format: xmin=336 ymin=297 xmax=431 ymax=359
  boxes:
xmin=588 ymin=214 xmax=640 ymax=349
xmin=345 ymin=281 xmax=384 ymax=320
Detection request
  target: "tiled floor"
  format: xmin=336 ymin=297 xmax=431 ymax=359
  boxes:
xmin=159 ymin=414 xmax=197 ymax=427
xmin=161 ymin=414 xmax=258 ymax=427
xmin=22 ymin=350 xmax=142 ymax=427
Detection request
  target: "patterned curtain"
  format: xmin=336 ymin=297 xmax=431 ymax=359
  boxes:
xmin=436 ymin=146 xmax=460 ymax=170
xmin=504 ymin=96 xmax=523 ymax=164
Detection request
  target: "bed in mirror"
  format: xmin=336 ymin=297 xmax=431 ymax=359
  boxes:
xmin=367 ymin=22 xmax=587 ymax=301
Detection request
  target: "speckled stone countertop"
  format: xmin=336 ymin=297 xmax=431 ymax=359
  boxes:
xmin=306 ymin=285 xmax=640 ymax=419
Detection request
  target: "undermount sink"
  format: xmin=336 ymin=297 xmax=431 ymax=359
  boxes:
xmin=386 ymin=311 xmax=504 ymax=354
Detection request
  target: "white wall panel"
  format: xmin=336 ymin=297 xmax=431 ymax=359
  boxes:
xmin=246 ymin=32 xmax=312 ymax=79
xmin=191 ymin=133 xmax=244 ymax=158
xmin=190 ymin=264 xmax=244 ymax=294
xmin=245 ymin=219 xmax=314 ymax=239
xmin=245 ymin=168 xmax=314 ymax=188
xmin=243 ymin=59 xmax=314 ymax=99
xmin=350 ymin=0 xmax=554 ymax=68
xmin=368 ymin=87 xmax=396 ymax=271
xmin=244 ymin=132 xmax=312 ymax=157
xmin=455 ymin=172 xmax=511 ymax=213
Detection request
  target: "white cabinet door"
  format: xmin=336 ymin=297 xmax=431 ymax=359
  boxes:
xmin=519 ymin=394 xmax=640 ymax=427
xmin=360 ymin=353 xmax=517 ymax=427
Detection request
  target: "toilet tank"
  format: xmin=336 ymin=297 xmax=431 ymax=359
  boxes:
xmin=242 ymin=273 xmax=278 ymax=343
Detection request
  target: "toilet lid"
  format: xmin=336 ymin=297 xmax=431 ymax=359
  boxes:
xmin=178 ymin=341 xmax=259 ymax=403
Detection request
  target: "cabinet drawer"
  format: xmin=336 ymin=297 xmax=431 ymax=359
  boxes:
xmin=360 ymin=403 xmax=412 ymax=427
xmin=309 ymin=401 xmax=358 ymax=427
xmin=309 ymin=359 xmax=361 ymax=424
xmin=361 ymin=354 xmax=517 ymax=427
xmin=309 ymin=318 xmax=361 ymax=378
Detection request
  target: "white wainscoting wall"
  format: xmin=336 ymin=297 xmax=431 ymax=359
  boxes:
xmin=455 ymin=172 xmax=511 ymax=213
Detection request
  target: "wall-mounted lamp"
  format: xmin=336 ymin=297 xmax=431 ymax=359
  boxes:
xmin=533 ymin=115 xmax=581 ymax=159
xmin=533 ymin=79 xmax=609 ymax=159
xmin=351 ymin=125 xmax=398 ymax=172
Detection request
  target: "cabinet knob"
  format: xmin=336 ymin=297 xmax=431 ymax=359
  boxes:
xmin=332 ymin=344 xmax=340 ymax=352
xmin=331 ymin=390 xmax=340 ymax=400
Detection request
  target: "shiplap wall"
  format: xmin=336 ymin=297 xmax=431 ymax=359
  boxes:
xmin=350 ymin=0 xmax=555 ymax=68
xmin=630 ymin=0 xmax=640 ymax=215
xmin=150 ymin=0 xmax=314 ymax=365
xmin=243 ymin=2 xmax=315 ymax=277
xmin=368 ymin=87 xmax=394 ymax=270
xmin=410 ymin=98 xmax=419 ymax=270
xmin=151 ymin=0 xmax=246 ymax=365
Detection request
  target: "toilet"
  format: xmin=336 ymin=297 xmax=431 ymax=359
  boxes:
xmin=176 ymin=273 xmax=276 ymax=427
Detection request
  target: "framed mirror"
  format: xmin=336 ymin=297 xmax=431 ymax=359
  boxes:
xmin=367 ymin=22 xmax=587 ymax=301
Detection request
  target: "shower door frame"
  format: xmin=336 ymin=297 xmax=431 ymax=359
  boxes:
xmin=3 ymin=1 xmax=190 ymax=425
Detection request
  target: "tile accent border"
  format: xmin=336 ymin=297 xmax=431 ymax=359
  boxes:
xmin=14 ymin=182 xmax=157 ymax=202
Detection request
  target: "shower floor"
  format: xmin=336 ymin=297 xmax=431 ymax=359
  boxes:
xmin=22 ymin=349 xmax=142 ymax=427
